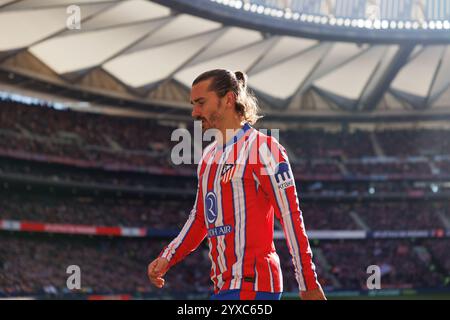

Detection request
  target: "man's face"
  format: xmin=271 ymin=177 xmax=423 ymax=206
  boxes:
xmin=191 ymin=79 xmax=225 ymax=132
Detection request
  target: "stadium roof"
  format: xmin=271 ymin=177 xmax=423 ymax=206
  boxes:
xmin=1 ymin=0 xmax=450 ymax=119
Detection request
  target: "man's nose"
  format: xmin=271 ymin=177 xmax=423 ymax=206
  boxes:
xmin=191 ymin=106 xmax=201 ymax=118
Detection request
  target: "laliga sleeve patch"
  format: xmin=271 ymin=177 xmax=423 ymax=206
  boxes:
xmin=274 ymin=162 xmax=294 ymax=190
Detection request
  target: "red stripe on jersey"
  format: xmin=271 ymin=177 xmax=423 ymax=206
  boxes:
xmin=236 ymin=136 xmax=258 ymax=293
xmin=254 ymin=257 xmax=270 ymax=292
xmin=205 ymin=147 xmax=223 ymax=291
xmin=219 ymin=132 xmax=252 ymax=291
xmin=268 ymin=251 xmax=283 ymax=292
xmin=270 ymin=252 xmax=283 ymax=292
xmin=218 ymin=142 xmax=239 ymax=291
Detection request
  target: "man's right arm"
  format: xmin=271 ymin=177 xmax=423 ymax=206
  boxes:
xmin=148 ymin=184 xmax=206 ymax=288
xmin=158 ymin=184 xmax=207 ymax=268
xmin=148 ymin=143 xmax=215 ymax=288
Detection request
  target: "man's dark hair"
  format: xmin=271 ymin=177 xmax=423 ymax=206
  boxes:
xmin=193 ymin=69 xmax=262 ymax=125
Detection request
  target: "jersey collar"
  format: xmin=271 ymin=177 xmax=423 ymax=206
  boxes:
xmin=222 ymin=122 xmax=251 ymax=151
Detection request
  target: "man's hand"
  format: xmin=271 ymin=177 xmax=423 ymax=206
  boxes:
xmin=147 ymin=257 xmax=169 ymax=288
xmin=300 ymin=287 xmax=327 ymax=300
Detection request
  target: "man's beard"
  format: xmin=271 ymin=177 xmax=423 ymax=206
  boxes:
xmin=195 ymin=117 xmax=209 ymax=133
xmin=198 ymin=103 xmax=223 ymax=132
xmin=202 ymin=117 xmax=212 ymax=131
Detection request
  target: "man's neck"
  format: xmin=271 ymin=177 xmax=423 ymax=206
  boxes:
xmin=217 ymin=119 xmax=245 ymax=146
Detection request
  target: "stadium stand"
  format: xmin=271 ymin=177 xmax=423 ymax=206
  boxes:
xmin=1 ymin=97 xmax=450 ymax=298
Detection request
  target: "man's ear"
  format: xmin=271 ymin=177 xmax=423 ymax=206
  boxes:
xmin=225 ymin=91 xmax=236 ymax=109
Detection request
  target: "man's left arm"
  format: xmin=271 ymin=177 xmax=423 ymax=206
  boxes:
xmin=254 ymin=136 xmax=326 ymax=300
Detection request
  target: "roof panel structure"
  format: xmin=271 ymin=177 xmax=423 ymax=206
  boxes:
xmin=1 ymin=0 xmax=450 ymax=117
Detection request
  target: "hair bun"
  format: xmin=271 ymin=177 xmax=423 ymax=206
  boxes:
xmin=234 ymin=71 xmax=247 ymax=88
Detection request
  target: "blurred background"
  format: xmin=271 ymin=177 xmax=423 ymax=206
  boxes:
xmin=0 ymin=0 xmax=449 ymax=300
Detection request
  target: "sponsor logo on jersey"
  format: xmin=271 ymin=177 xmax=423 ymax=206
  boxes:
xmin=205 ymin=191 xmax=218 ymax=224
xmin=207 ymin=225 xmax=233 ymax=238
xmin=274 ymin=162 xmax=294 ymax=190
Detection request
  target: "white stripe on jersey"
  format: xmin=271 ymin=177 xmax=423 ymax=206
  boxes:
xmin=254 ymin=263 xmax=259 ymax=291
xmin=274 ymin=253 xmax=284 ymax=292
xmin=213 ymin=146 xmax=234 ymax=284
xmin=203 ymin=147 xmax=218 ymax=284
xmin=207 ymin=238 xmax=217 ymax=286
xmin=276 ymin=163 xmax=311 ymax=291
xmin=161 ymin=202 xmax=197 ymax=260
xmin=259 ymin=142 xmax=307 ymax=291
xmin=230 ymin=131 xmax=258 ymax=289
xmin=229 ymin=162 xmax=244 ymax=288
xmin=199 ymin=142 xmax=217 ymax=175
xmin=252 ymin=172 xmax=260 ymax=191
xmin=267 ymin=259 xmax=274 ymax=293
xmin=216 ymin=273 xmax=224 ymax=292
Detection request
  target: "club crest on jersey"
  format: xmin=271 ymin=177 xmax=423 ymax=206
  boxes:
xmin=274 ymin=162 xmax=294 ymax=190
xmin=221 ymin=163 xmax=236 ymax=183
xmin=205 ymin=191 xmax=218 ymax=224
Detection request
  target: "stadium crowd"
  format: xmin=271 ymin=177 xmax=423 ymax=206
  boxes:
xmin=1 ymin=193 xmax=448 ymax=231
xmin=1 ymin=233 xmax=449 ymax=297
xmin=1 ymin=98 xmax=450 ymax=299
xmin=0 ymin=233 xmax=210 ymax=296
xmin=0 ymin=194 xmax=190 ymax=230
xmin=320 ymin=239 xmax=448 ymax=290
xmin=1 ymin=99 xmax=450 ymax=177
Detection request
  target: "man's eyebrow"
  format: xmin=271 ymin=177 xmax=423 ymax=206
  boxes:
xmin=190 ymin=97 xmax=205 ymax=104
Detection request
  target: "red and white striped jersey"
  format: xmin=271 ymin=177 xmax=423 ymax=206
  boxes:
xmin=160 ymin=123 xmax=320 ymax=294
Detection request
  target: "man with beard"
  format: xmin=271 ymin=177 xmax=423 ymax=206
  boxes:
xmin=148 ymin=69 xmax=326 ymax=301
